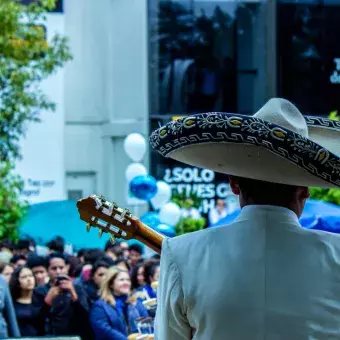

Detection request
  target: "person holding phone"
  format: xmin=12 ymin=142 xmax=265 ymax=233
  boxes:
xmin=32 ymin=252 xmax=88 ymax=337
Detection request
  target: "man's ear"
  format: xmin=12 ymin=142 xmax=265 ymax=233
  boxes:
xmin=297 ymin=187 xmax=310 ymax=200
xmin=229 ymin=176 xmax=240 ymax=195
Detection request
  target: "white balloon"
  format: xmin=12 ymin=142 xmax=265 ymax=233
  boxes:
xmin=150 ymin=181 xmax=172 ymax=210
xmin=125 ymin=163 xmax=147 ymax=182
xmin=124 ymin=133 xmax=147 ymax=162
xmin=159 ymin=202 xmax=181 ymax=226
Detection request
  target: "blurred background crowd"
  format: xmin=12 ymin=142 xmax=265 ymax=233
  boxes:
xmin=0 ymin=236 xmax=160 ymax=339
xmin=2 ymin=0 xmax=340 ymax=338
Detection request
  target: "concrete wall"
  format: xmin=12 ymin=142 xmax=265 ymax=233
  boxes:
xmin=63 ymin=0 xmax=149 ymax=209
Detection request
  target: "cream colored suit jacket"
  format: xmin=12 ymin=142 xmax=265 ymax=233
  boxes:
xmin=155 ymin=205 xmax=340 ymax=340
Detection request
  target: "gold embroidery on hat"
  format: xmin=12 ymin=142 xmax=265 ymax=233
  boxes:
xmin=271 ymin=128 xmax=287 ymax=141
xmin=183 ymin=117 xmax=196 ymax=128
xmin=159 ymin=128 xmax=167 ymax=137
xmin=315 ymin=149 xmax=329 ymax=164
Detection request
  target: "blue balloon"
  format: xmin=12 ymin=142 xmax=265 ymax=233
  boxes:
xmin=130 ymin=175 xmax=158 ymax=201
xmin=140 ymin=212 xmax=160 ymax=229
xmin=155 ymin=223 xmax=176 ymax=238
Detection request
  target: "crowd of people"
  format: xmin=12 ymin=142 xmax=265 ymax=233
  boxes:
xmin=0 ymin=237 xmax=160 ymax=339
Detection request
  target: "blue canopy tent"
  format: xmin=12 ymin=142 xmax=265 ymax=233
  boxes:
xmin=20 ymin=200 xmax=121 ymax=250
xmin=209 ymin=199 xmax=340 ymax=233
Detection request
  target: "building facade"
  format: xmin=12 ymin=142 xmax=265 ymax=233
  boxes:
xmin=148 ymin=0 xmax=340 ymax=214
xmin=63 ymin=0 xmax=149 ymax=209
xmin=18 ymin=0 xmax=150 ymax=211
xmin=17 ymin=0 xmax=340 ymax=213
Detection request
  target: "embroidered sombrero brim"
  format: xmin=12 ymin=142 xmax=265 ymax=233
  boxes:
xmin=149 ymin=99 xmax=340 ymax=188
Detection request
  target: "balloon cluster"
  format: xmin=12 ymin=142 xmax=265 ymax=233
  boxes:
xmin=124 ymin=133 xmax=181 ymax=238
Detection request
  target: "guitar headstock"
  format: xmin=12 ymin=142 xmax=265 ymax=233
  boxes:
xmin=76 ymin=195 xmax=138 ymax=243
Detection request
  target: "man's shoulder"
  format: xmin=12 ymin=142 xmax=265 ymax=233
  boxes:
xmin=299 ymin=226 xmax=340 ymax=249
xmin=165 ymin=219 xmax=340 ymax=258
xmin=165 ymin=224 xmax=232 ymax=255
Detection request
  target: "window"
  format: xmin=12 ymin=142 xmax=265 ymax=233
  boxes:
xmin=66 ymin=172 xmax=96 ymax=201
xmin=149 ymin=0 xmax=269 ymax=117
xmin=277 ymin=1 xmax=340 ymax=115
xmin=148 ymin=0 xmax=269 ymax=217
xmin=67 ymin=190 xmax=83 ymax=201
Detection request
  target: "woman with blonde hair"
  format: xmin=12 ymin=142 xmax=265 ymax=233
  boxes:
xmin=90 ymin=266 xmax=148 ymax=340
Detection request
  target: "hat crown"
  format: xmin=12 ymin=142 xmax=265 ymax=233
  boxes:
xmin=254 ymin=98 xmax=308 ymax=137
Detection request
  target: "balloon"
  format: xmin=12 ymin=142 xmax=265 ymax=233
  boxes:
xmin=155 ymin=223 xmax=176 ymax=238
xmin=140 ymin=212 xmax=160 ymax=229
xmin=129 ymin=175 xmax=158 ymax=201
xmin=124 ymin=133 xmax=146 ymax=162
xmin=150 ymin=181 xmax=172 ymax=210
xmin=125 ymin=163 xmax=147 ymax=182
xmin=159 ymin=202 xmax=181 ymax=226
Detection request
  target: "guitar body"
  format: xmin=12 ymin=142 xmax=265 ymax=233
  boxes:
xmin=77 ymin=195 xmax=164 ymax=254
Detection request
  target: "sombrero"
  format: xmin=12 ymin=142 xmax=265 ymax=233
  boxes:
xmin=149 ymin=98 xmax=340 ymax=188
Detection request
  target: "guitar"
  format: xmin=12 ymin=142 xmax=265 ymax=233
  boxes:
xmin=76 ymin=195 xmax=164 ymax=254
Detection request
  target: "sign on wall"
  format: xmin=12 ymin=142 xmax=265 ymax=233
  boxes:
xmin=162 ymin=166 xmax=239 ymax=214
xmin=15 ymin=14 xmax=66 ymax=204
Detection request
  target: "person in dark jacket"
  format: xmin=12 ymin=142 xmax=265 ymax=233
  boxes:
xmin=0 ymin=275 xmax=20 ymax=338
xmin=26 ymin=255 xmax=48 ymax=286
xmin=77 ymin=260 xmax=111 ymax=340
xmin=10 ymin=254 xmax=26 ymax=269
xmin=90 ymin=267 xmax=148 ymax=340
xmin=130 ymin=263 xmax=145 ymax=291
xmin=31 ymin=252 xmax=88 ymax=337
xmin=10 ymin=266 xmax=39 ymax=336
xmin=73 ymin=249 xmax=109 ymax=286
xmin=138 ymin=260 xmax=160 ymax=300
xmin=81 ymin=260 xmax=110 ymax=308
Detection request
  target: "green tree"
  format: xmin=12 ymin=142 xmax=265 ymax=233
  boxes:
xmin=310 ymin=110 xmax=340 ymax=205
xmin=0 ymin=0 xmax=72 ymax=241
xmin=0 ymin=161 xmax=27 ymax=241
xmin=171 ymin=189 xmax=206 ymax=236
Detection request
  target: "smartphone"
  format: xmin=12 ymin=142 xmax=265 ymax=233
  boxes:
xmin=55 ymin=274 xmax=69 ymax=286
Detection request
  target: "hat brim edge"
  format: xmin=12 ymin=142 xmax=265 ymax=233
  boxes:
xmin=150 ymin=113 xmax=340 ymax=188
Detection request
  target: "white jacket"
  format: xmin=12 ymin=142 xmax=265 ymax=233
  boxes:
xmin=155 ymin=205 xmax=340 ymax=340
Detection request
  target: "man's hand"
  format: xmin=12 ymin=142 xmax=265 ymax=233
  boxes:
xmin=44 ymin=286 xmax=60 ymax=306
xmin=58 ymin=278 xmax=78 ymax=302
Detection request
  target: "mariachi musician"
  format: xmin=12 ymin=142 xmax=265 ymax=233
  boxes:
xmin=150 ymin=98 xmax=340 ymax=339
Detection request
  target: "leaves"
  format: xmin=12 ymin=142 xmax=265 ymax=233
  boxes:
xmin=329 ymin=110 xmax=339 ymax=121
xmin=0 ymin=0 xmax=72 ymax=161
xmin=171 ymin=188 xmax=206 ymax=235
xmin=171 ymin=188 xmax=203 ymax=209
xmin=175 ymin=217 xmax=206 ymax=236
xmin=310 ymin=187 xmax=340 ymax=206
xmin=0 ymin=0 xmax=72 ymax=241
xmin=310 ymin=110 xmax=340 ymax=205
xmin=0 ymin=161 xmax=28 ymax=242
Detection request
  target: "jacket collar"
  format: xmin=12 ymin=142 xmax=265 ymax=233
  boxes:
xmin=235 ymin=205 xmax=300 ymax=226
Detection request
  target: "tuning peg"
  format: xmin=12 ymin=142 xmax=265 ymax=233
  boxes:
xmin=86 ymin=223 xmax=91 ymax=232
xmin=109 ymin=235 xmax=116 ymax=244
xmin=98 ymin=229 xmax=103 ymax=238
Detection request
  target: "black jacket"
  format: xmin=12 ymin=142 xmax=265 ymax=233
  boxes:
xmin=32 ymin=282 xmax=89 ymax=337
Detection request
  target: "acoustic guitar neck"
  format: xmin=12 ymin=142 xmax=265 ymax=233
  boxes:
xmin=134 ymin=220 xmax=164 ymax=254
xmin=76 ymin=195 xmax=164 ymax=254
